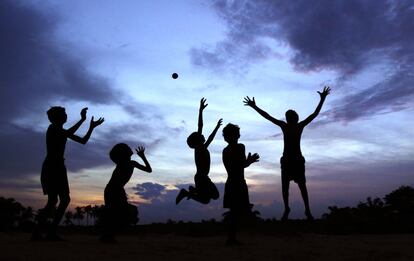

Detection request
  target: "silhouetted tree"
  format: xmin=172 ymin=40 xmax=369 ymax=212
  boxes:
xmin=384 ymin=186 xmax=414 ymax=221
xmin=73 ymin=206 xmax=84 ymax=226
xmin=84 ymin=205 xmax=92 ymax=226
xmin=63 ymin=211 xmax=74 ymax=226
xmin=0 ymin=197 xmax=25 ymax=230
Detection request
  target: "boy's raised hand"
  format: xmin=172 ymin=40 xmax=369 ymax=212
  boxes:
xmin=199 ymin=98 xmax=208 ymax=111
xmin=243 ymin=96 xmax=256 ymax=107
xmin=80 ymin=107 xmax=88 ymax=120
xmin=136 ymin=146 xmax=146 ymax=157
xmin=247 ymin=152 xmax=260 ymax=164
xmin=216 ymin=118 xmax=223 ymax=128
xmin=317 ymin=86 xmax=331 ymax=99
xmin=90 ymin=116 xmax=104 ymax=128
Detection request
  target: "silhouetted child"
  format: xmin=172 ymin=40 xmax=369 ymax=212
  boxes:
xmin=100 ymin=144 xmax=152 ymax=243
xmin=32 ymin=107 xmax=104 ymax=241
xmin=176 ymin=98 xmax=222 ymax=205
xmin=244 ymin=86 xmax=331 ymax=221
xmin=222 ymin=123 xmax=259 ymax=245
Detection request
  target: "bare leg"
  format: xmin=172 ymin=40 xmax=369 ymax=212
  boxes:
xmin=298 ymin=182 xmax=313 ymax=220
xmin=188 ymin=188 xmax=210 ymax=204
xmin=31 ymin=194 xmax=58 ymax=240
xmin=226 ymin=209 xmax=241 ymax=246
xmin=47 ymin=193 xmax=70 ymax=240
xmin=281 ymin=177 xmax=290 ymax=221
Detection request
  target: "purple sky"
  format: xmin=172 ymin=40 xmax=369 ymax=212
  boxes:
xmin=0 ymin=0 xmax=413 ymax=223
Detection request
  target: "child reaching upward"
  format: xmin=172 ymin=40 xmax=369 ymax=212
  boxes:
xmin=222 ymin=123 xmax=259 ymax=245
xmin=101 ymin=144 xmax=152 ymax=243
xmin=244 ymin=86 xmax=331 ymax=221
xmin=33 ymin=107 xmax=104 ymax=241
xmin=176 ymin=98 xmax=222 ymax=205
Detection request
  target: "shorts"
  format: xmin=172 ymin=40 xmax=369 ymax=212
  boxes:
xmin=194 ymin=174 xmax=219 ymax=199
xmin=41 ymin=158 xmax=69 ymax=195
xmin=223 ymin=179 xmax=251 ymax=210
xmin=280 ymin=155 xmax=306 ymax=184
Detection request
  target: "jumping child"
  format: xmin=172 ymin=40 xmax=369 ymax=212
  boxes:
xmin=176 ymin=98 xmax=222 ymax=205
xmin=244 ymin=86 xmax=331 ymax=221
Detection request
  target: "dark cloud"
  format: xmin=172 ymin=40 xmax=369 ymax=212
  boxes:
xmin=135 ymin=183 xmax=226 ymax=224
xmin=0 ymin=0 xmax=116 ymax=123
xmin=0 ymin=0 xmax=175 ymax=180
xmin=132 ymin=182 xmax=167 ymax=200
xmin=193 ymin=0 xmax=414 ymax=122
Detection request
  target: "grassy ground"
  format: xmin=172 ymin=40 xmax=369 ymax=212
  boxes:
xmin=1 ymin=228 xmax=414 ymax=261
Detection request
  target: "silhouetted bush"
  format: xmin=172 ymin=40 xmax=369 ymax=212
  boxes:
xmin=323 ymin=186 xmax=414 ymax=232
xmin=0 ymin=196 xmax=35 ymax=231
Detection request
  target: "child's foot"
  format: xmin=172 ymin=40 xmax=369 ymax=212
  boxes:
xmin=305 ymin=210 xmax=314 ymax=221
xmin=176 ymin=189 xmax=189 ymax=205
xmin=281 ymin=207 xmax=290 ymax=222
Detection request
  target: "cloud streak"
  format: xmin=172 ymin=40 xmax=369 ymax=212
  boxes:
xmin=0 ymin=0 xmax=175 ymax=179
xmin=192 ymin=0 xmax=414 ymax=122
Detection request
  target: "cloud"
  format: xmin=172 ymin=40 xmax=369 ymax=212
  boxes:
xmin=0 ymin=0 xmax=176 ymax=180
xmin=192 ymin=0 xmax=414 ymax=122
xmin=132 ymin=182 xmax=167 ymax=200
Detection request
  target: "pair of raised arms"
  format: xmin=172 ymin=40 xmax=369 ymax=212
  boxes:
xmin=243 ymin=86 xmax=331 ymax=127
xmin=66 ymin=107 xmax=105 ymax=144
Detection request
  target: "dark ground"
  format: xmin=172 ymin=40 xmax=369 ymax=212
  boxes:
xmin=1 ymin=222 xmax=414 ymax=261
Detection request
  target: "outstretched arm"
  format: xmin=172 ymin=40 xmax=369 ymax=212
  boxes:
xmin=205 ymin=118 xmax=223 ymax=148
xmin=244 ymin=96 xmax=285 ymax=128
xmin=197 ymin=98 xmax=208 ymax=134
xmin=67 ymin=107 xmax=88 ymax=135
xmin=300 ymin=86 xmax=331 ymax=126
xmin=134 ymin=146 xmax=152 ymax=173
xmin=68 ymin=116 xmax=104 ymax=144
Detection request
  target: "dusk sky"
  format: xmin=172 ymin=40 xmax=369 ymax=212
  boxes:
xmin=1 ymin=0 xmax=413 ymax=223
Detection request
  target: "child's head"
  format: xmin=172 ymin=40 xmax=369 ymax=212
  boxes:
xmin=47 ymin=106 xmax=67 ymax=125
xmin=187 ymin=132 xmax=205 ymax=149
xmin=285 ymin=110 xmax=299 ymax=124
xmin=109 ymin=143 xmax=133 ymax=164
xmin=222 ymin=123 xmax=240 ymax=144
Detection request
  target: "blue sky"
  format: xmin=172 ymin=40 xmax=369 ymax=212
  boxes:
xmin=0 ymin=0 xmax=413 ymax=223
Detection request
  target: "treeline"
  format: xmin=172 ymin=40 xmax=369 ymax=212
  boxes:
xmin=1 ymin=186 xmax=413 ymax=232
xmin=322 ymin=185 xmax=414 ymax=232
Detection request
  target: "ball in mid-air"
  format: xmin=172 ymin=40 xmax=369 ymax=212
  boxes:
xmin=172 ymin=73 xmax=178 ymax=79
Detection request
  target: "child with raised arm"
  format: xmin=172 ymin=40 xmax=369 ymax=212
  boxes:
xmin=244 ymin=86 xmax=331 ymax=221
xmin=176 ymin=98 xmax=222 ymax=205
xmin=222 ymin=123 xmax=259 ymax=245
xmin=33 ymin=107 xmax=104 ymax=241
xmin=100 ymin=144 xmax=152 ymax=243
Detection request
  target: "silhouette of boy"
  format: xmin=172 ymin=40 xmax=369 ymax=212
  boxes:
xmin=222 ymin=123 xmax=259 ymax=245
xmin=101 ymin=144 xmax=152 ymax=243
xmin=176 ymin=98 xmax=222 ymax=205
xmin=33 ymin=107 xmax=104 ymax=241
xmin=244 ymin=86 xmax=331 ymax=221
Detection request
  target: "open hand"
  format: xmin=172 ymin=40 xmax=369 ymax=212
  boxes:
xmin=247 ymin=152 xmax=260 ymax=164
xmin=216 ymin=118 xmax=223 ymax=128
xmin=199 ymin=98 xmax=208 ymax=111
xmin=243 ymin=96 xmax=256 ymax=107
xmin=90 ymin=116 xmax=104 ymax=128
xmin=317 ymin=86 xmax=331 ymax=99
xmin=136 ymin=146 xmax=146 ymax=157
xmin=80 ymin=107 xmax=88 ymax=120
